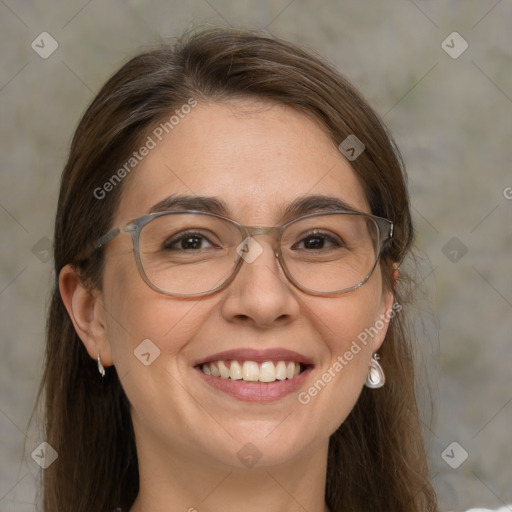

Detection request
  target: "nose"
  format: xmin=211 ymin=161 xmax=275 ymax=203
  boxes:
xmin=219 ymin=236 xmax=301 ymax=329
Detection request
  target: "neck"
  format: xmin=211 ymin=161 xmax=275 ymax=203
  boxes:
xmin=129 ymin=431 xmax=330 ymax=512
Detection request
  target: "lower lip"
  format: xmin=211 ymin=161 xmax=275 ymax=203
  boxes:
xmin=194 ymin=366 xmax=313 ymax=402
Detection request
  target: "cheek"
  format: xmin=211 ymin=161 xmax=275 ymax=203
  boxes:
xmin=101 ymin=253 xmax=207 ymax=370
xmin=317 ymin=295 xmax=381 ymax=383
xmin=316 ymin=280 xmax=385 ymax=358
xmin=299 ymin=281 xmax=387 ymax=430
xmin=100 ymin=257 xmax=219 ymax=434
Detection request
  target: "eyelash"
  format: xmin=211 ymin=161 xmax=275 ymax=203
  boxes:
xmin=165 ymin=230 xmax=342 ymax=248
xmin=292 ymin=231 xmax=343 ymax=250
xmin=163 ymin=231 xmax=218 ymax=250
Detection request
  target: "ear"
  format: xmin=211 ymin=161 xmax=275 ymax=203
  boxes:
xmin=372 ymin=286 xmax=397 ymax=353
xmin=59 ymin=264 xmax=113 ymax=367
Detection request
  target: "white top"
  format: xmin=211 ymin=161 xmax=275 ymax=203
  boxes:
xmin=457 ymin=508 xmax=512 ymax=512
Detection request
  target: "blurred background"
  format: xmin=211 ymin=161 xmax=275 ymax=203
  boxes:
xmin=1 ymin=1 xmax=511 ymax=511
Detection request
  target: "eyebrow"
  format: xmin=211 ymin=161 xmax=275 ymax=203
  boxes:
xmin=148 ymin=194 xmax=360 ymax=219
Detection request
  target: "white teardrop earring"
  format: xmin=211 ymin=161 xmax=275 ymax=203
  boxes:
xmin=97 ymin=354 xmax=106 ymax=378
xmin=365 ymin=353 xmax=385 ymax=389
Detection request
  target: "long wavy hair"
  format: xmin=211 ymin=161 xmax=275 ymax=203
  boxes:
xmin=34 ymin=27 xmax=438 ymax=512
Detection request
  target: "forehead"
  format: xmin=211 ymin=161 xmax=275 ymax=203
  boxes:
xmin=115 ymin=100 xmax=370 ymax=225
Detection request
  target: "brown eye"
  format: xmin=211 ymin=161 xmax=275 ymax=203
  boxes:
xmin=164 ymin=232 xmax=217 ymax=251
xmin=292 ymin=232 xmax=342 ymax=250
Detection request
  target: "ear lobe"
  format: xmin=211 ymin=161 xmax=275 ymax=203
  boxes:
xmin=372 ymin=288 xmax=396 ymax=352
xmin=59 ymin=264 xmax=113 ymax=367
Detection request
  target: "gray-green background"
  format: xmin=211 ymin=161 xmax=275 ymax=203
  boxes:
xmin=1 ymin=1 xmax=511 ymax=511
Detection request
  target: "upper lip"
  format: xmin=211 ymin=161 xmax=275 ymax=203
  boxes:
xmin=193 ymin=348 xmax=314 ymax=366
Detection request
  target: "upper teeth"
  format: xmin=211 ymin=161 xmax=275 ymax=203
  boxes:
xmin=201 ymin=360 xmax=301 ymax=383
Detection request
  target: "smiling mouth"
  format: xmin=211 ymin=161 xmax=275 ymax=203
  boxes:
xmin=197 ymin=360 xmax=309 ymax=383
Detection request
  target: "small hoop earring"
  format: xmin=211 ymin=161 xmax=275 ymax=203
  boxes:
xmin=97 ymin=354 xmax=106 ymax=378
xmin=365 ymin=353 xmax=385 ymax=389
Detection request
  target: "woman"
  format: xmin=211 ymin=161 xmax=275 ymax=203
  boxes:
xmin=37 ymin=27 xmax=438 ymax=511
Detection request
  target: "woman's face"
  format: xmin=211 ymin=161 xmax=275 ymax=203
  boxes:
xmin=99 ymin=99 xmax=393 ymax=471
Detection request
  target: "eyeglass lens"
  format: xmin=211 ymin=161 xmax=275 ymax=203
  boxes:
xmin=137 ymin=212 xmax=382 ymax=296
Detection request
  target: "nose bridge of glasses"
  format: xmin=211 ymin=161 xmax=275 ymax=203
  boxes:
xmin=243 ymin=225 xmax=282 ymax=255
xmin=244 ymin=225 xmax=280 ymax=236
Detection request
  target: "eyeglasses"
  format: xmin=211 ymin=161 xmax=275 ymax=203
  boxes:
xmin=95 ymin=209 xmax=393 ymax=297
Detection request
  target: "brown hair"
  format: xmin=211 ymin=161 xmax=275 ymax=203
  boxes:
xmin=35 ymin=27 xmax=438 ymax=512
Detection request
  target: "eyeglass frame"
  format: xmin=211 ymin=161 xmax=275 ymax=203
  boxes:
xmin=94 ymin=209 xmax=394 ymax=298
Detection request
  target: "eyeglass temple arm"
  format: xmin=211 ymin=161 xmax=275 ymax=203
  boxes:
xmin=95 ymin=228 xmax=121 ymax=249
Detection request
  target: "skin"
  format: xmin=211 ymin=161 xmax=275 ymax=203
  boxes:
xmin=60 ymin=99 xmax=394 ymax=512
